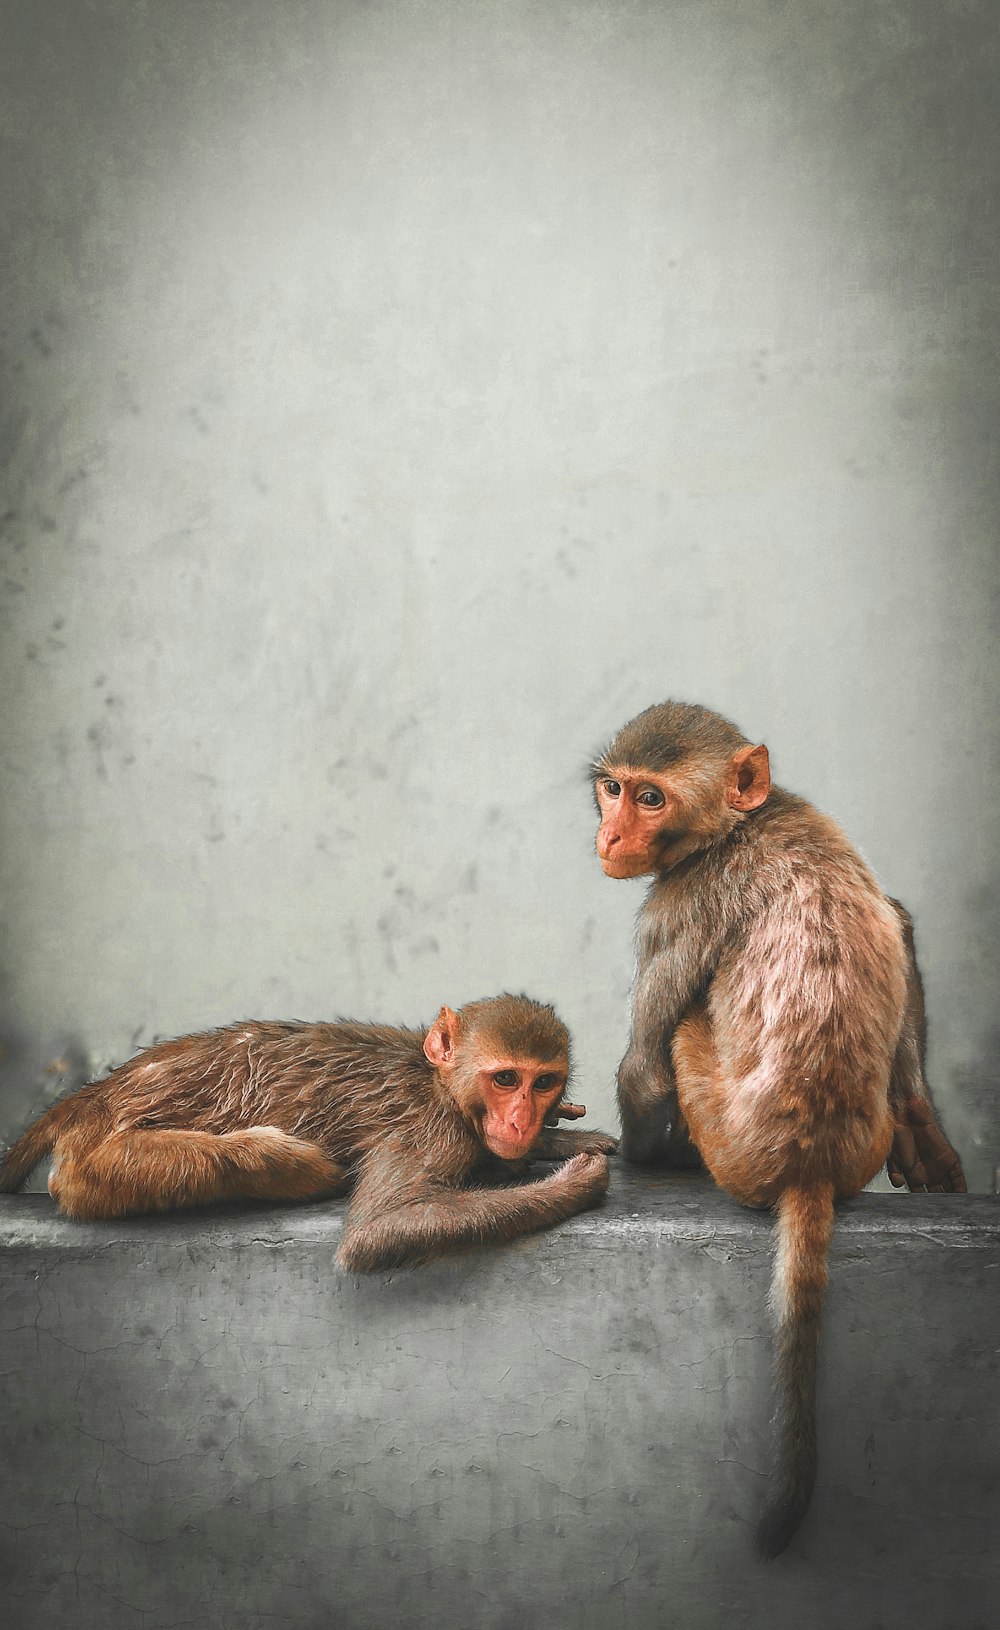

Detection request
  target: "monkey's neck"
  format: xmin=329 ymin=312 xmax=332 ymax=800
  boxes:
xmin=650 ymin=784 xmax=805 ymax=880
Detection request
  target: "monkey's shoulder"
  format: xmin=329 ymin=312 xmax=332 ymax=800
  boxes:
xmin=355 ymin=1096 xmax=483 ymax=1177
xmin=743 ymin=790 xmax=888 ymax=893
xmin=639 ymin=789 xmax=901 ymax=951
xmin=749 ymin=787 xmax=848 ymax=848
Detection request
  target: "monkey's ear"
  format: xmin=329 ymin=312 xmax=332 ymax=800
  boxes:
xmin=727 ymin=744 xmax=770 ymax=811
xmin=423 ymin=1007 xmax=460 ymax=1069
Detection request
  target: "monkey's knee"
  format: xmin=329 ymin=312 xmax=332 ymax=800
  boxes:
xmin=228 ymin=1128 xmax=347 ymax=1201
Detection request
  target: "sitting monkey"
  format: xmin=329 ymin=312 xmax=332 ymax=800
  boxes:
xmin=592 ymin=699 xmax=965 ymax=1554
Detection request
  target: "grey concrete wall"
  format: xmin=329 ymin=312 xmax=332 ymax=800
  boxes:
xmin=1 ymin=1 xmax=998 ymax=1184
xmin=1 ymin=1173 xmax=998 ymax=1629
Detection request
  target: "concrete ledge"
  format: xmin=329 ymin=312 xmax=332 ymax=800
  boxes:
xmin=1 ymin=1172 xmax=997 ymax=1630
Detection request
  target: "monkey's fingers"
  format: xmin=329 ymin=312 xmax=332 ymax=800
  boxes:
xmin=887 ymin=1126 xmax=921 ymax=1188
xmin=545 ymin=1099 xmax=587 ymax=1126
xmin=911 ymin=1127 xmax=967 ymax=1193
xmin=553 ymin=1149 xmax=610 ymax=1207
xmin=890 ymin=1102 xmax=967 ymax=1194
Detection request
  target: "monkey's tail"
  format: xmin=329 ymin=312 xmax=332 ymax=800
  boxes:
xmin=0 ymin=1104 xmax=65 ymax=1193
xmin=756 ymin=1180 xmax=836 ymax=1558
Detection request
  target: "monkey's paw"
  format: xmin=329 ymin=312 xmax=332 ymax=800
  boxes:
xmin=887 ymin=1098 xmax=967 ymax=1193
xmin=620 ymin=1120 xmax=703 ymax=1170
xmin=554 ymin=1150 xmax=610 ymax=1209
xmin=545 ymin=1098 xmax=587 ymax=1127
xmin=577 ymin=1130 xmax=619 ymax=1155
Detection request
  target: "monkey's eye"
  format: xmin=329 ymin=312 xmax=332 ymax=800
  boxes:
xmin=602 ymin=779 xmax=622 ymax=798
xmin=533 ymin=1074 xmax=560 ymax=1093
xmin=493 ymin=1069 xmax=518 ymax=1088
xmin=637 ymin=787 xmax=665 ymax=808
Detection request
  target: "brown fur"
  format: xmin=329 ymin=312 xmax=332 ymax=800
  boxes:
xmin=885 ymin=899 xmax=966 ymax=1191
xmin=594 ymin=701 xmax=965 ymax=1554
xmin=0 ymin=997 xmax=614 ymax=1270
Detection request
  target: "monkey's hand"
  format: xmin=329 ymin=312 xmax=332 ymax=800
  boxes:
xmin=617 ymin=1051 xmax=701 ymax=1167
xmin=887 ymin=1097 xmax=967 ymax=1193
xmin=617 ymin=1044 xmax=671 ymax=1107
xmin=538 ymin=1099 xmax=617 ymax=1157
xmin=545 ymin=1098 xmax=587 ymax=1127
xmin=548 ymin=1150 xmax=611 ymax=1211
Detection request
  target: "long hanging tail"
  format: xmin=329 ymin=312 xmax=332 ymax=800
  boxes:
xmin=756 ymin=1180 xmax=836 ymax=1557
xmin=0 ymin=1103 xmax=67 ymax=1193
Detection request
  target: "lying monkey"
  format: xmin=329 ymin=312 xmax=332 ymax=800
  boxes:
xmin=592 ymin=699 xmax=966 ymax=1555
xmin=0 ymin=995 xmax=615 ymax=1270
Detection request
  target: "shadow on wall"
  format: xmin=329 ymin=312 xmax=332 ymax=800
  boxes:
xmin=0 ymin=1027 xmax=90 ymax=1193
xmin=944 ymin=883 xmax=1000 ymax=1191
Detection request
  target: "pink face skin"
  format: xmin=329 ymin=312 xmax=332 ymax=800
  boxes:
xmin=594 ymin=745 xmax=770 ymax=878
xmin=594 ymin=772 xmax=674 ymax=878
xmin=472 ymin=1058 xmax=568 ymax=1159
xmin=423 ymin=1011 xmax=568 ymax=1160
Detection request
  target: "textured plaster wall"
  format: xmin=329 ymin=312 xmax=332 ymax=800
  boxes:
xmin=1 ymin=1 xmax=998 ymax=1184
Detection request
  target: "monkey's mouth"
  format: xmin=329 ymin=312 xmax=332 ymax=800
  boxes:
xmin=483 ymin=1131 xmax=533 ymax=1161
xmin=599 ymin=851 xmax=647 ymax=879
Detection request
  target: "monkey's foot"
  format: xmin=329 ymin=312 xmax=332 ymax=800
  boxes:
xmin=887 ymin=1099 xmax=966 ymax=1193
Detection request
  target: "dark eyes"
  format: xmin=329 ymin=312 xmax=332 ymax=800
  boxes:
xmin=492 ymin=1070 xmax=561 ymax=1092
xmin=602 ymin=778 xmax=664 ymax=809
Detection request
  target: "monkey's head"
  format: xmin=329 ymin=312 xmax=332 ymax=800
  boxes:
xmin=592 ymin=700 xmax=770 ymax=878
xmin=423 ymin=995 xmax=570 ymax=1160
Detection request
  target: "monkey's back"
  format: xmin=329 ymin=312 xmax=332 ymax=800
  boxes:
xmin=704 ymin=792 xmax=906 ymax=1195
xmin=67 ymin=1020 xmax=447 ymax=1172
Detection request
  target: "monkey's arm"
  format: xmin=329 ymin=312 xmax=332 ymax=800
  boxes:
xmin=336 ymin=1141 xmax=609 ymax=1272
xmin=618 ymin=947 xmax=712 ymax=1167
xmin=532 ymin=1127 xmax=619 ymax=1159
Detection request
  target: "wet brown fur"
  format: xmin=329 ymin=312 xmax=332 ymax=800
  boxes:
xmin=0 ymin=996 xmax=613 ymax=1271
xmin=594 ymin=701 xmax=965 ymax=1555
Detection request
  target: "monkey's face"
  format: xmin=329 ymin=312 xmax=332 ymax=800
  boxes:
xmin=594 ymin=770 xmax=681 ymax=877
xmin=423 ymin=1007 xmax=569 ymax=1159
xmin=471 ymin=1058 xmax=569 ymax=1159
xmin=594 ymin=745 xmax=771 ymax=877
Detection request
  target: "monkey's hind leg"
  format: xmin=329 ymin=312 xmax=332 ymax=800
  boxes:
xmin=669 ymin=1005 xmax=723 ymax=1166
xmin=49 ymin=1125 xmax=348 ymax=1220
